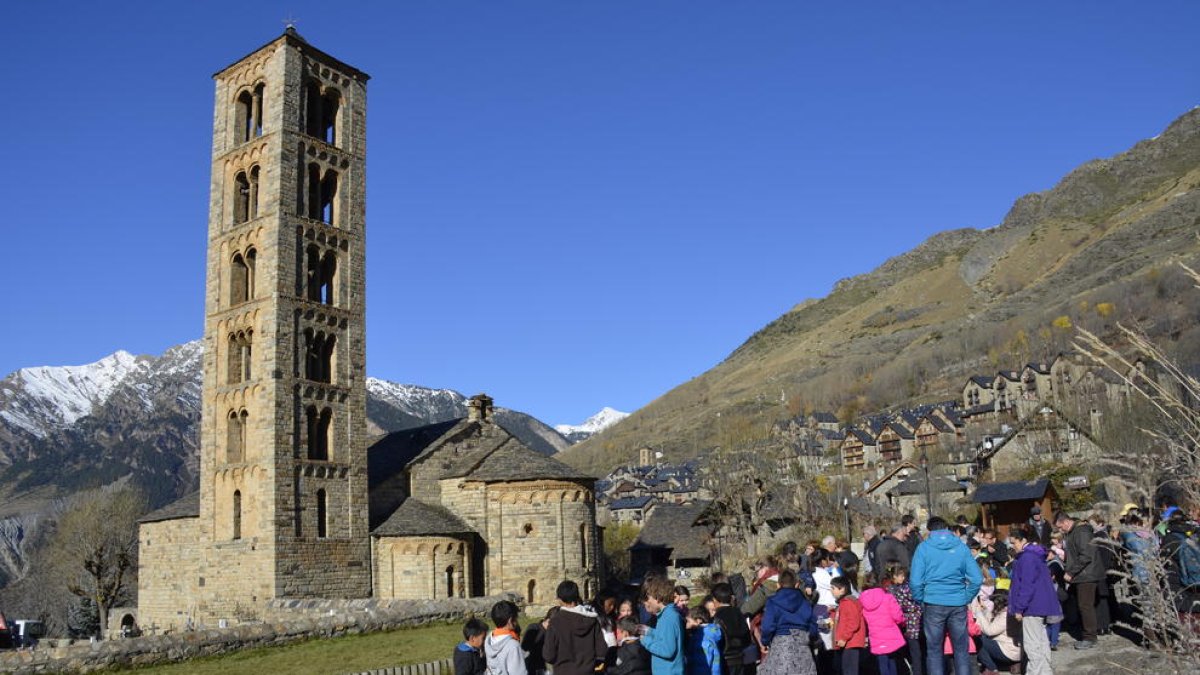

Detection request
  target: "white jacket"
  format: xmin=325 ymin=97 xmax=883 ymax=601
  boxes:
xmin=485 ymin=631 xmax=528 ymax=675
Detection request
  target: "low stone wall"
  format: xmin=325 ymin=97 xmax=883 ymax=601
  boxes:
xmin=0 ymin=594 xmax=517 ymax=674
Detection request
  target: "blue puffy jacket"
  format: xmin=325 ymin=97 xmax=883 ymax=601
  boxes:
xmin=910 ymin=530 xmax=983 ymax=606
xmin=760 ymin=587 xmax=817 ymax=646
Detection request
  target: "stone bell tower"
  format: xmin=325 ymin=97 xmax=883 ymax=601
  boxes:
xmin=197 ymin=28 xmax=371 ymax=613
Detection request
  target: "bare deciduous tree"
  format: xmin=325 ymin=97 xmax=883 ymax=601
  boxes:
xmin=48 ymin=487 xmax=145 ymax=639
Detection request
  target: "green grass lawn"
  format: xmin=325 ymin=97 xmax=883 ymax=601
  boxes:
xmin=119 ymin=620 xmax=466 ymax=675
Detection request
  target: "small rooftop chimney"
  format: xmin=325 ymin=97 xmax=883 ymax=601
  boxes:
xmin=468 ymin=394 xmax=494 ymax=423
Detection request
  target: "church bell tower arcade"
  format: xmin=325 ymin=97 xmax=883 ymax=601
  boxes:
xmin=199 ymin=28 xmax=371 ymax=608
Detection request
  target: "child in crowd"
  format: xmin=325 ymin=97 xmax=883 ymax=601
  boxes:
xmin=641 ymin=576 xmax=687 ymax=675
xmin=859 ymin=575 xmax=907 ymax=675
xmin=485 ymin=600 xmax=527 ymax=675
xmin=972 ymin=585 xmax=1021 ymax=675
xmin=454 ymin=617 xmax=488 ymax=675
xmin=832 ymin=576 xmax=866 ymax=674
xmin=684 ymin=606 xmax=723 ymax=675
xmin=711 ymin=582 xmax=753 ymax=675
xmin=885 ymin=564 xmax=924 ymax=675
xmin=674 ymin=586 xmax=692 ymax=614
xmin=610 ymin=616 xmax=652 ymax=675
xmin=618 ymin=598 xmax=637 ymax=622
xmin=758 ymin=570 xmax=818 ymax=675
xmin=521 ymin=607 xmax=557 ymax=675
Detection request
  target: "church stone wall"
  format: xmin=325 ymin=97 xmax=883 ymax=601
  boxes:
xmin=373 ymin=536 xmax=471 ymax=600
xmin=137 ymin=519 xmax=203 ymax=631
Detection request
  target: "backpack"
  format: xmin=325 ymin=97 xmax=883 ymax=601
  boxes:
xmin=1176 ymin=528 xmax=1200 ymax=588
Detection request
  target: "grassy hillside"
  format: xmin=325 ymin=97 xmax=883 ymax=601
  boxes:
xmin=560 ymin=108 xmax=1200 ymax=475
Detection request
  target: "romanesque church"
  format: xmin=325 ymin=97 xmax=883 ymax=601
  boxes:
xmin=135 ymin=30 xmax=599 ymax=631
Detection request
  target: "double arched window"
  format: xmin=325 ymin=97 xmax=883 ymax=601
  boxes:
xmin=227 ymin=330 xmax=253 ymax=384
xmin=230 ymin=247 xmax=257 ymax=305
xmin=303 ymin=82 xmax=341 ymax=146
xmin=227 ymin=408 xmax=249 ymax=463
xmin=233 ymin=166 xmax=260 ymax=224
xmin=305 ymin=406 xmax=332 ymax=461
xmin=305 ymin=245 xmax=337 ymax=305
xmin=303 ymin=329 xmax=336 ymax=383
xmin=234 ymin=82 xmax=266 ymax=144
xmin=303 ymin=163 xmax=339 ymax=225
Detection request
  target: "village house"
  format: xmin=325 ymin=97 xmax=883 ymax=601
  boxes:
xmin=975 ymin=404 xmax=1102 ymax=477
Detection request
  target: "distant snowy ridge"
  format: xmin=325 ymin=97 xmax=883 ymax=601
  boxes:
xmin=0 ymin=350 xmax=147 ymax=437
xmin=556 ymin=407 xmax=630 ymax=443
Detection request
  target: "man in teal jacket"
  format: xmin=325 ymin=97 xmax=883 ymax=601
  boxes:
xmin=640 ymin=576 xmax=685 ymax=675
xmin=910 ymin=516 xmax=983 ymax=675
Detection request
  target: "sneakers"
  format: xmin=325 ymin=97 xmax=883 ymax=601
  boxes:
xmin=1073 ymin=639 xmax=1097 ymax=650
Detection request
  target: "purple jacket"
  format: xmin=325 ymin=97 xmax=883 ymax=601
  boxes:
xmin=1008 ymin=544 xmax=1063 ymax=618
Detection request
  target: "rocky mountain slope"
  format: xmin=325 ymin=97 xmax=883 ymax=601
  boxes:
xmin=560 ymin=107 xmax=1200 ymax=475
xmin=0 ymin=344 xmax=570 ymax=586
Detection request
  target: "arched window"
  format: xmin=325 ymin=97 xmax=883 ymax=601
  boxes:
xmin=232 ymin=490 xmax=242 ymax=540
xmin=306 ymin=163 xmax=322 ymax=221
xmin=320 ymin=333 xmax=336 ymax=382
xmin=319 ymin=170 xmax=338 ymax=225
xmin=233 ymin=171 xmax=250 ymax=224
xmin=306 ymin=406 xmax=331 ymax=460
xmin=527 ymin=579 xmax=536 ymax=605
xmin=247 ymin=166 xmax=260 ymax=221
xmin=303 ymin=331 xmax=334 ymax=383
xmin=245 ymin=248 xmax=257 ymax=300
xmin=303 ymin=82 xmax=341 ymax=147
xmin=230 ymin=253 xmax=249 ymax=305
xmin=252 ymin=82 xmax=266 ymax=137
xmin=227 ymin=409 xmax=245 ymax=463
xmin=235 ymin=91 xmax=253 ymax=144
xmin=306 ymin=245 xmax=322 ymax=300
xmin=320 ymin=90 xmax=340 ymax=145
xmin=227 ymin=333 xmax=243 ymax=384
xmin=319 ymin=251 xmax=337 ymax=305
xmin=446 ymin=566 xmax=455 ymax=598
xmin=316 ymin=489 xmax=328 ymax=538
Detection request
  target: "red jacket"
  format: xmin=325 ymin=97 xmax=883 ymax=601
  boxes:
xmin=833 ymin=597 xmax=866 ymax=649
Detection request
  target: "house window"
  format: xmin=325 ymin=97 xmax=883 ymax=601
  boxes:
xmin=316 ymin=489 xmax=328 ymax=538
xmin=232 ymin=490 xmax=242 ymax=540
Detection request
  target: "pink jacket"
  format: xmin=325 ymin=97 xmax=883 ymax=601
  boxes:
xmin=942 ymin=607 xmax=981 ymax=654
xmin=859 ymin=588 xmax=905 ymax=655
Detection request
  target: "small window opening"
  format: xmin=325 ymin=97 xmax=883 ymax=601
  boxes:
xmin=320 ymin=251 xmax=337 ymax=304
xmin=252 ymin=83 xmax=265 ymax=137
xmin=306 ymin=163 xmax=322 ymax=220
xmin=247 ymin=166 xmax=260 ymax=221
xmin=580 ymin=523 xmax=589 ymax=568
xmin=316 ymin=489 xmax=328 ymax=538
xmin=527 ymin=579 xmax=536 ymax=604
xmin=446 ymin=565 xmax=455 ymax=598
xmin=523 ymin=523 xmax=534 ymax=536
xmin=245 ymin=248 xmax=257 ymax=300
xmin=321 ymin=91 xmax=340 ymax=145
xmin=304 ymin=331 xmax=335 ymax=383
xmin=227 ymin=333 xmax=243 ymax=385
xmin=319 ymin=170 xmax=338 ymax=225
xmin=304 ymin=82 xmax=323 ymax=138
xmin=232 ymin=490 xmax=242 ymax=540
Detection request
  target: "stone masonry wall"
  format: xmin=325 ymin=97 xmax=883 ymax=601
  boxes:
xmin=0 ymin=595 xmax=516 ymax=675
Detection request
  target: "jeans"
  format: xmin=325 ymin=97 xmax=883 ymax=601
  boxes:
xmin=976 ymin=635 xmax=1015 ymax=671
xmin=876 ymin=647 xmax=904 ymax=675
xmin=841 ymin=647 xmax=863 ymax=674
xmin=1046 ymin=619 xmax=1059 ymax=647
xmin=922 ymin=604 xmax=971 ymax=675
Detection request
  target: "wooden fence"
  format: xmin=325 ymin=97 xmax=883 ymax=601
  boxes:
xmin=348 ymin=657 xmax=454 ymax=675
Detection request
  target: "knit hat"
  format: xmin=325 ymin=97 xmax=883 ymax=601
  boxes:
xmin=1030 ymin=505 xmax=1042 ymax=515
xmin=1120 ymin=503 xmax=1139 ymax=516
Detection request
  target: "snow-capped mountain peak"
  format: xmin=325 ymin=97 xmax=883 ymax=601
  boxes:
xmin=0 ymin=349 xmax=149 ymax=437
xmin=555 ymin=407 xmax=629 ymax=442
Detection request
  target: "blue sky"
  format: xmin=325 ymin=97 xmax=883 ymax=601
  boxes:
xmin=3 ymin=2 xmax=1198 ymax=426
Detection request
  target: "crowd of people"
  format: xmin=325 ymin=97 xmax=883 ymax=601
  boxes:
xmin=452 ymin=501 xmax=1200 ymax=675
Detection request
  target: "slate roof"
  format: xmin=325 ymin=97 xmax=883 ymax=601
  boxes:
xmin=927 ymin=415 xmax=955 ymax=433
xmin=812 ymin=412 xmax=839 ymax=424
xmin=467 ymin=438 xmax=594 ymax=482
xmin=888 ymin=476 xmax=967 ymax=497
xmin=960 ymin=404 xmax=996 ymax=418
xmin=820 ymin=429 xmax=846 ymax=441
xmin=972 ymin=479 xmax=1052 ymax=504
xmin=1025 ymin=362 xmax=1051 ymax=375
xmin=367 ymin=419 xmax=461 ymax=489
xmin=997 ymin=370 xmax=1021 ymax=382
xmin=968 ymin=376 xmax=994 ymax=388
xmin=630 ymin=500 xmax=712 ymax=561
xmin=847 ymin=427 xmax=876 ymax=444
xmin=138 ymin=491 xmax=200 ymax=523
xmin=373 ymin=499 xmax=475 ymax=537
xmin=883 ymin=421 xmax=915 ymax=440
xmin=609 ymin=495 xmax=654 ymax=510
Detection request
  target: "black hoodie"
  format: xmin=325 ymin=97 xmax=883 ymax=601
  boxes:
xmin=542 ymin=605 xmax=607 ymax=675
